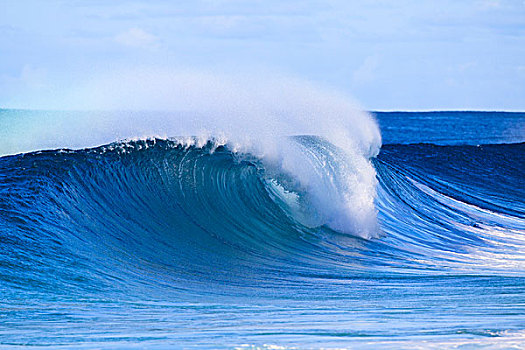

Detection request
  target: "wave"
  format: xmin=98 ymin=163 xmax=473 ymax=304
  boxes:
xmin=1 ymin=139 xmax=524 ymax=299
xmin=1 ymin=75 xmax=382 ymax=239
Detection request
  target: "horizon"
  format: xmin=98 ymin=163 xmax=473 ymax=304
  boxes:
xmin=3 ymin=107 xmax=525 ymax=113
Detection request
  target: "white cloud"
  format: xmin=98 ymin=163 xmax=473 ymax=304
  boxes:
xmin=20 ymin=65 xmax=48 ymax=89
xmin=478 ymin=0 xmax=501 ymax=10
xmin=114 ymin=28 xmax=159 ymax=48
xmin=458 ymin=61 xmax=477 ymax=72
xmin=352 ymin=55 xmax=380 ymax=85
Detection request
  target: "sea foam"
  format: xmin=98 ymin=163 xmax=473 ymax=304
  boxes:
xmin=1 ymin=68 xmax=382 ymax=237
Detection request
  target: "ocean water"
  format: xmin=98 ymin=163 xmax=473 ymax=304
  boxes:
xmin=1 ymin=110 xmax=524 ymax=349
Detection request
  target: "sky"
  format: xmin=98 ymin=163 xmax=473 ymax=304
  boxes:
xmin=1 ymin=0 xmax=525 ymax=111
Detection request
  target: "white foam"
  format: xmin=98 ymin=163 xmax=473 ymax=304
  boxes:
xmin=0 ymin=68 xmax=382 ymax=237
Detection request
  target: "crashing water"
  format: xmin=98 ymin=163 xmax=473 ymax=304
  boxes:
xmin=1 ymin=110 xmax=525 ymax=349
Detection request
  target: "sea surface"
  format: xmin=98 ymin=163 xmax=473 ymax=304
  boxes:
xmin=1 ymin=110 xmax=524 ymax=349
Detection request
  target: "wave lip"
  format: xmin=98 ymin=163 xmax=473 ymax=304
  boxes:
xmin=267 ymin=135 xmax=379 ymax=238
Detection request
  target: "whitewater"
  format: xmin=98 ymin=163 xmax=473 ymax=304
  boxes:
xmin=1 ymin=74 xmax=525 ymax=348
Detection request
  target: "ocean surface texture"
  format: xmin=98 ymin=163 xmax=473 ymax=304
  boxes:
xmin=1 ymin=110 xmax=524 ymax=349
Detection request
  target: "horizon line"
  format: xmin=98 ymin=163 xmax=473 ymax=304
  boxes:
xmin=2 ymin=107 xmax=525 ymax=113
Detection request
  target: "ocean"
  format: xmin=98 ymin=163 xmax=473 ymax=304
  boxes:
xmin=1 ymin=110 xmax=524 ymax=349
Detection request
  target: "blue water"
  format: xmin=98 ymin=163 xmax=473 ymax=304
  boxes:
xmin=1 ymin=111 xmax=525 ymax=349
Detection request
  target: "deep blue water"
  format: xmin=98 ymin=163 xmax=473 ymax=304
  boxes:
xmin=1 ymin=111 xmax=524 ymax=349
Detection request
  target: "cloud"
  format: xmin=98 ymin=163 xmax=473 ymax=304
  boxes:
xmin=458 ymin=61 xmax=477 ymax=72
xmin=20 ymin=65 xmax=48 ymax=89
xmin=477 ymin=0 xmax=501 ymax=10
xmin=352 ymin=55 xmax=380 ymax=85
xmin=114 ymin=27 xmax=159 ymax=48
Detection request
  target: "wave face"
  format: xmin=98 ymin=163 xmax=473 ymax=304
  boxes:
xmin=1 ymin=111 xmax=525 ymax=348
